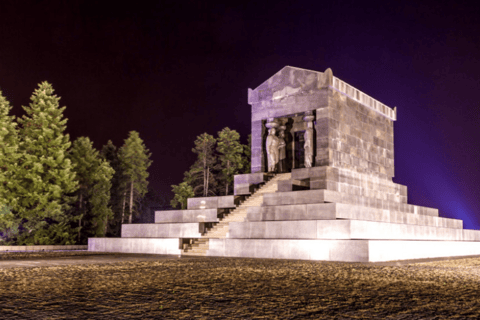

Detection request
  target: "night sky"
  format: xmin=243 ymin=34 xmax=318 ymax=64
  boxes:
xmin=1 ymin=1 xmax=479 ymax=228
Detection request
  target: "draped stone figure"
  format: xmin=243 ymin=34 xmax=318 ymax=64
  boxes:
xmin=304 ymin=121 xmax=314 ymax=168
xmin=277 ymin=129 xmax=287 ymax=173
xmin=266 ymin=128 xmax=280 ymax=172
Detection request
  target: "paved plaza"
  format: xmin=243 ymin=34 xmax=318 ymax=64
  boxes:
xmin=1 ymin=251 xmax=480 ymax=319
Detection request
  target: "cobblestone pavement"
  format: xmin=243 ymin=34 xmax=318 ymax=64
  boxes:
xmin=0 ymin=251 xmax=180 ymax=268
xmin=1 ymin=252 xmax=480 ymax=319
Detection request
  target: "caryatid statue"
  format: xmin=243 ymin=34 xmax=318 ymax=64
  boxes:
xmin=265 ymin=121 xmax=280 ymax=172
xmin=277 ymin=125 xmax=287 ymax=173
xmin=304 ymin=114 xmax=315 ymax=168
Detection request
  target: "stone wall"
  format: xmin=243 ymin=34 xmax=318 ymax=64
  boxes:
xmin=316 ymin=89 xmax=395 ymax=179
xmin=292 ymin=167 xmax=407 ymax=203
xmin=248 ymin=66 xmax=396 ymax=179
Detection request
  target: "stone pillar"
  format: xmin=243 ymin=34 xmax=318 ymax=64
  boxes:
xmin=265 ymin=118 xmax=279 ymax=173
xmin=251 ymin=120 xmax=265 ymax=173
xmin=315 ymin=107 xmax=331 ymax=167
xmin=303 ymin=111 xmax=315 ymax=168
xmin=277 ymin=124 xmax=287 ymax=173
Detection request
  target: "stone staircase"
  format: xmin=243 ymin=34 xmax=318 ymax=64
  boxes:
xmin=183 ymin=173 xmax=291 ymax=256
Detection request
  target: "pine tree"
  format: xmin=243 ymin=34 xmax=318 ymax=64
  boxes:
xmin=135 ymin=187 xmax=167 ymax=223
xmin=216 ymin=127 xmax=243 ymax=195
xmin=170 ymin=182 xmax=194 ymax=209
xmin=15 ymin=82 xmax=78 ymax=245
xmin=69 ymin=137 xmax=114 ymax=244
xmin=101 ymin=140 xmax=127 ymax=236
xmin=118 ymin=131 xmax=152 ymax=224
xmin=186 ymin=133 xmax=218 ymax=197
xmin=0 ymin=89 xmax=21 ymax=243
xmin=242 ymin=134 xmax=251 ymax=174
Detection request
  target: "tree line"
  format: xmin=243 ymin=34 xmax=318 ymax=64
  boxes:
xmin=170 ymin=129 xmax=251 ymax=209
xmin=0 ymin=82 xmax=152 ymax=245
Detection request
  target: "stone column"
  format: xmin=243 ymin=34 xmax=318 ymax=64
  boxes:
xmin=251 ymin=120 xmax=265 ymax=173
xmin=315 ymin=107 xmax=330 ymax=167
xmin=303 ymin=112 xmax=315 ymax=168
xmin=277 ymin=124 xmax=287 ymax=173
xmin=265 ymin=118 xmax=279 ymax=173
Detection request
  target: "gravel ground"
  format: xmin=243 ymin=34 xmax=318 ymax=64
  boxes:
xmin=1 ymin=252 xmax=480 ymax=319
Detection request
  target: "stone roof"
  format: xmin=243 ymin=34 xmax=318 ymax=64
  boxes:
xmin=248 ymin=66 xmax=396 ymax=121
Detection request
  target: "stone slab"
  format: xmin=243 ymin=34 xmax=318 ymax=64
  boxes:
xmin=264 ymin=189 xmax=438 ymax=217
xmin=207 ymin=239 xmax=367 ymax=261
xmin=88 ymin=238 xmax=181 ymax=255
xmin=187 ymin=196 xmax=238 ymax=210
xmin=246 ymin=203 xmax=462 ymax=229
xmin=207 ymin=238 xmax=480 ymax=262
xmin=246 ymin=204 xmax=337 ymax=221
xmin=121 ymin=223 xmax=202 ymax=238
xmin=0 ymin=245 xmax=88 ymax=251
xmin=263 ymin=189 xmax=342 ymax=206
xmin=291 ymin=166 xmax=408 ymax=203
xmin=368 ymin=240 xmax=480 ymax=262
xmin=277 ymin=179 xmax=310 ymax=192
xmin=155 ymin=209 xmax=219 ymax=223
xmin=334 ymin=203 xmax=460 ymax=228
xmin=234 ymin=172 xmax=268 ymax=195
xmin=227 ymin=220 xmax=480 ymax=241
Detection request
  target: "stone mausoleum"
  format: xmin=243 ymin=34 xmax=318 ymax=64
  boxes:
xmin=89 ymin=66 xmax=480 ymax=262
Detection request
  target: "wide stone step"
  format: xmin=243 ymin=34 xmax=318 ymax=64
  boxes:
xmin=183 ymin=251 xmax=207 ymax=256
xmin=190 ymin=243 xmax=207 ymax=249
xmin=228 ymin=220 xmax=480 ymax=241
xmin=224 ymin=216 xmax=247 ymax=222
xmin=122 ymin=223 xmax=202 ymax=238
xmin=209 ymin=232 xmax=228 ymax=237
xmin=263 ymin=189 xmax=439 ymax=217
xmin=246 ymin=203 xmax=462 ymax=229
xmin=155 ymin=209 xmax=219 ymax=224
xmin=209 ymin=230 xmax=228 ymax=236
xmin=205 ymin=238 xmax=480 ymax=262
xmin=89 ymin=238 xmax=182 ymax=255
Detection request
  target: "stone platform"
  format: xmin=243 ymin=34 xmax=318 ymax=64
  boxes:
xmin=207 ymin=239 xmax=480 ymax=262
xmin=88 ymin=171 xmax=480 ymax=262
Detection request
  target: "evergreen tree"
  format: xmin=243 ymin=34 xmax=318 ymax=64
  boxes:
xmin=216 ymin=127 xmax=243 ymax=195
xmin=0 ymin=90 xmax=21 ymax=243
xmin=118 ymin=131 xmax=152 ymax=224
xmin=242 ymin=134 xmax=251 ymax=174
xmin=101 ymin=140 xmax=127 ymax=236
xmin=69 ymin=137 xmax=114 ymax=244
xmin=15 ymin=82 xmax=78 ymax=245
xmin=170 ymin=182 xmax=194 ymax=209
xmin=134 ymin=187 xmax=167 ymax=223
xmin=187 ymin=133 xmax=218 ymax=197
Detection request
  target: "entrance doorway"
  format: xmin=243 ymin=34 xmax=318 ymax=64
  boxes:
xmin=294 ymin=131 xmax=305 ymax=169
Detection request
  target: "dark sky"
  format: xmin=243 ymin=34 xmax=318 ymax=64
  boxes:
xmin=1 ymin=1 xmax=479 ymax=228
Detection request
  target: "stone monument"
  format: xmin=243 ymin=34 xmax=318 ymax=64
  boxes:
xmin=89 ymin=66 xmax=480 ymax=262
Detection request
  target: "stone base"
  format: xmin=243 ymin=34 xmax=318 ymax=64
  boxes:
xmin=207 ymin=239 xmax=480 ymax=262
xmin=264 ymin=189 xmax=439 ymax=216
xmin=122 ymin=223 xmax=203 ymax=238
xmin=187 ymin=195 xmax=242 ymax=210
xmin=88 ymin=237 xmax=182 ymax=255
xmin=246 ymin=203 xmax=462 ymax=228
xmin=234 ymin=172 xmax=271 ymax=195
xmin=155 ymin=209 xmax=219 ymax=223
xmin=228 ymin=220 xmax=480 ymax=241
